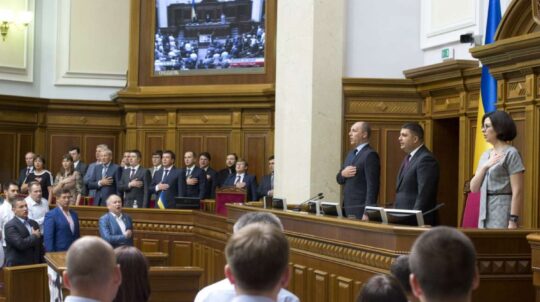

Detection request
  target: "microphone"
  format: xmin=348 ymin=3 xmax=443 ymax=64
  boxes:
xmin=293 ymin=193 xmax=323 ymax=211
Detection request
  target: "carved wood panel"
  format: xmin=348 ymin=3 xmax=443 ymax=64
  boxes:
xmin=171 ymin=241 xmax=192 ymax=267
xmin=19 ymin=134 xmax=34 ymax=171
xmin=140 ymin=239 xmax=160 ymax=252
xmin=48 ymin=134 xmax=83 ymax=175
xmin=144 ymin=132 xmax=166 ymax=167
xmin=85 ymin=135 xmax=118 ymax=164
xmin=0 ymin=132 xmax=16 ymax=184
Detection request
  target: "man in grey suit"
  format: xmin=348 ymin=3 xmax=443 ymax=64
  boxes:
xmin=336 ymin=122 xmax=380 ymax=219
xmin=118 ymin=150 xmax=150 ymax=208
xmin=84 ymin=144 xmax=108 ymax=198
xmin=88 ymin=149 xmax=122 ymax=206
xmin=395 ymin=123 xmax=440 ymax=225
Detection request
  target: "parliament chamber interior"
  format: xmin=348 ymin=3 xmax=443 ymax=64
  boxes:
xmin=1 ymin=0 xmax=540 ymax=301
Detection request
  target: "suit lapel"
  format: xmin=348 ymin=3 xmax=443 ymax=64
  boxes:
xmin=14 ymin=218 xmax=30 ymax=237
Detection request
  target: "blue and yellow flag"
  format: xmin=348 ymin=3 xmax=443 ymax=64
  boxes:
xmin=157 ymin=191 xmax=167 ymax=209
xmin=473 ymin=0 xmax=501 ymax=170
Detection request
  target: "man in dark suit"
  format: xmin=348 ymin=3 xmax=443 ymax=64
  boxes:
xmin=44 ymin=189 xmax=80 ymax=252
xmin=84 ymin=144 xmax=108 ymax=198
xmin=17 ymin=152 xmax=35 ymax=187
xmin=395 ymin=123 xmax=440 ymax=225
xmin=5 ymin=199 xmax=44 ymax=266
xmin=258 ymin=155 xmax=275 ymax=200
xmin=88 ymin=149 xmax=122 ymax=206
xmin=179 ymin=151 xmax=206 ymax=200
xmin=199 ymin=152 xmax=217 ymax=199
xmin=69 ymin=146 xmax=88 ymax=178
xmin=337 ymin=122 xmax=380 ymax=219
xmin=150 ymin=150 xmax=180 ymax=209
xmin=224 ymin=158 xmax=258 ymax=201
xmin=216 ymin=153 xmax=237 ymax=187
xmin=119 ymin=150 xmax=150 ymax=208
xmin=98 ymin=194 xmax=133 ymax=248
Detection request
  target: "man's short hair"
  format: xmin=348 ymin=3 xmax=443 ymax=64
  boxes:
xmin=360 ymin=122 xmax=372 ymax=139
xmin=102 ymin=149 xmax=112 ymax=156
xmin=106 ymin=194 xmax=122 ymax=206
xmin=227 ymin=153 xmax=238 ymax=161
xmin=199 ymin=152 xmax=211 ymax=161
xmin=185 ymin=151 xmax=197 ymax=158
xmin=28 ymin=181 xmax=41 ymax=192
xmin=236 ymin=158 xmax=248 ymax=166
xmin=390 ymin=255 xmax=412 ymax=294
xmin=233 ymin=212 xmax=283 ymax=233
xmin=152 ymin=150 xmax=163 ymax=157
xmin=268 ymin=155 xmax=274 ymax=161
xmin=226 ymin=223 xmax=289 ymax=292
xmin=97 ymin=144 xmax=109 ymax=150
xmin=163 ymin=150 xmax=176 ymax=160
xmin=69 ymin=146 xmax=81 ymax=154
xmin=55 ymin=188 xmax=72 ymax=197
xmin=66 ymin=236 xmax=117 ymax=289
xmin=130 ymin=149 xmax=142 ymax=159
xmin=482 ymin=110 xmax=517 ymax=141
xmin=409 ymin=226 xmax=477 ymax=301
xmin=401 ymin=122 xmax=424 ymax=141
xmin=3 ymin=181 xmax=18 ymax=192
xmin=356 ymin=274 xmax=407 ymax=302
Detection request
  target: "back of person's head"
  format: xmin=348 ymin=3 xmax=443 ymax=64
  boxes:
xmin=233 ymin=211 xmax=283 ymax=233
xmin=113 ymin=246 xmax=150 ymax=302
xmin=64 ymin=236 xmax=121 ymax=301
xmin=409 ymin=226 xmax=478 ymax=302
xmin=356 ymin=274 xmax=408 ymax=302
xmin=225 ymin=223 xmax=289 ymax=294
xmin=390 ymin=255 xmax=412 ymax=295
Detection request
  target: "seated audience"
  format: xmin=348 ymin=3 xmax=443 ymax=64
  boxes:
xmin=5 ymin=198 xmax=44 ymax=266
xmin=23 ymin=155 xmax=53 ymax=202
xmin=356 ymin=274 xmax=407 ymax=302
xmin=224 ymin=223 xmax=290 ymax=302
xmin=63 ymin=236 xmax=122 ymax=302
xmin=409 ymin=226 xmax=479 ymax=302
xmin=390 ymin=255 xmax=418 ymax=302
xmin=24 ymin=181 xmax=49 ymax=232
xmin=44 ymin=189 xmax=80 ymax=252
xmin=195 ymin=212 xmax=299 ymax=302
xmin=99 ymin=194 xmax=134 ymax=248
xmin=113 ymin=246 xmax=150 ymax=302
xmin=53 ymin=154 xmax=83 ymax=205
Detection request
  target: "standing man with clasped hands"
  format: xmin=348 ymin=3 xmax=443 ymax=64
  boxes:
xmin=150 ymin=150 xmax=180 ymax=209
xmin=118 ymin=150 xmax=151 ymax=208
xmin=336 ymin=121 xmax=380 ymax=219
xmin=179 ymin=151 xmax=206 ymax=199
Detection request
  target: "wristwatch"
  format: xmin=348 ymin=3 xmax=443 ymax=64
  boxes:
xmin=509 ymin=215 xmax=519 ymax=223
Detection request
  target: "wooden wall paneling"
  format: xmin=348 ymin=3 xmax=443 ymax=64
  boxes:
xmin=140 ymin=238 xmax=160 ymax=252
xmin=212 ymin=249 xmax=225 ymax=284
xmin=291 ymin=264 xmax=308 ymax=302
xmin=124 ymin=112 xmax=137 ymax=151
xmin=0 ymin=133 xmax=16 ymax=184
xmin=334 ymin=276 xmax=355 ymax=302
xmin=166 ymin=111 xmax=177 ymax=151
xmin=179 ymin=134 xmax=204 ymax=158
xmin=18 ymin=133 xmax=34 ymax=172
xmin=313 ymin=270 xmax=330 ymax=302
xmin=144 ymin=132 xmax=166 ymax=168
xmin=48 ymin=134 xmax=83 ymax=175
xmin=382 ymin=128 xmax=403 ymax=206
xmin=171 ymin=241 xmax=192 ymax=267
xmin=243 ymin=132 xmax=268 ymax=183
xmin=432 ymin=118 xmax=460 ymax=226
xmin=85 ymin=135 xmax=118 ymax=164
xmin=204 ymin=134 xmax=231 ymax=171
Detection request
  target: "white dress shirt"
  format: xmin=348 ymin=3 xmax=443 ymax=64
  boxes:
xmin=24 ymin=196 xmax=49 ymax=231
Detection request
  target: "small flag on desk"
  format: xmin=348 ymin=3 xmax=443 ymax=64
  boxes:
xmin=157 ymin=191 xmax=166 ymax=209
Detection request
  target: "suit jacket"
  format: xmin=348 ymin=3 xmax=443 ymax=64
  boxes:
xmin=98 ymin=212 xmax=134 ymax=248
xmin=395 ymin=145 xmax=440 ymax=225
xmin=150 ymin=167 xmax=180 ymax=209
xmin=74 ymin=161 xmax=88 ymax=178
xmin=224 ymin=173 xmax=258 ymax=201
xmin=216 ymin=167 xmax=235 ymax=187
xmin=17 ymin=166 xmax=33 ymax=187
xmin=118 ymin=166 xmax=151 ymax=208
xmin=5 ymin=217 xmax=44 ymax=266
xmin=179 ymin=166 xmax=206 ymax=199
xmin=88 ymin=163 xmax=122 ymax=206
xmin=336 ymin=145 xmax=380 ymax=218
xmin=202 ymin=167 xmax=217 ymax=199
xmin=257 ymin=173 xmax=273 ymax=199
xmin=84 ymin=161 xmax=100 ymax=197
xmin=43 ymin=207 xmax=80 ymax=252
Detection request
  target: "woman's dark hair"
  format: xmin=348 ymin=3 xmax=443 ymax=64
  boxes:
xmin=482 ymin=110 xmax=517 ymax=141
xmin=113 ymin=246 xmax=150 ymax=302
xmin=356 ymin=274 xmax=408 ymax=302
xmin=60 ymin=154 xmax=74 ymax=176
xmin=33 ymin=155 xmax=46 ymax=168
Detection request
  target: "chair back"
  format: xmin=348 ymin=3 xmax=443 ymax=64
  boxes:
xmin=215 ymin=186 xmax=246 ymax=216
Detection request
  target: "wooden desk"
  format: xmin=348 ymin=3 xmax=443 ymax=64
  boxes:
xmin=64 ymin=205 xmax=535 ymax=302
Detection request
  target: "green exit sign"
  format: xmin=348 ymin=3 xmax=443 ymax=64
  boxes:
xmin=441 ymin=48 xmax=454 ymax=60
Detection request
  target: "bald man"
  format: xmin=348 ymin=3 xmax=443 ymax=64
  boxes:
xmin=63 ymin=236 xmax=122 ymax=302
xmin=336 ymin=121 xmax=380 ymax=219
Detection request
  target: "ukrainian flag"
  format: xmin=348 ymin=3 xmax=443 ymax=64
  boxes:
xmin=473 ymin=0 xmax=501 ymax=170
xmin=157 ymin=191 xmax=167 ymax=209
